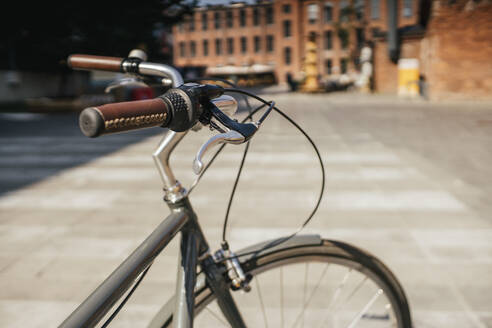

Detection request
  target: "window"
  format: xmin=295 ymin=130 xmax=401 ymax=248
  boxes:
xmin=356 ymin=28 xmax=365 ymax=48
xmin=189 ymin=16 xmax=195 ymax=31
xmin=324 ymin=31 xmax=333 ymax=49
xmin=283 ymin=4 xmax=291 ymax=13
xmin=253 ymin=8 xmax=260 ymax=25
xmin=370 ymin=0 xmax=380 ymax=19
xmin=202 ymin=13 xmax=208 ymax=30
xmin=339 ymin=29 xmax=349 ymax=49
xmin=179 ymin=42 xmax=185 ymax=57
xmin=215 ymin=38 xmax=222 ymax=55
xmin=190 ymin=41 xmax=196 ymax=57
xmin=307 ymin=3 xmax=318 ymax=24
xmin=240 ymin=36 xmax=247 ymax=53
xmin=266 ymin=35 xmax=274 ymax=52
xmin=226 ymin=11 xmax=233 ymax=28
xmin=203 ymin=40 xmax=209 ymax=56
xmin=355 ymin=0 xmax=364 ymax=21
xmin=254 ymin=36 xmax=261 ymax=52
xmin=340 ymin=0 xmax=349 ymax=22
xmin=371 ymin=27 xmax=381 ymax=37
xmin=283 ymin=20 xmax=292 ymax=38
xmin=266 ymin=6 xmax=274 ymax=24
xmin=326 ymin=59 xmax=332 ymax=74
xmin=178 ymin=23 xmax=184 ymax=33
xmin=341 ymin=58 xmax=348 ymax=74
xmin=227 ymin=38 xmax=234 ymax=54
xmin=324 ymin=2 xmax=333 ymax=22
xmin=402 ymin=0 xmax=413 ymax=17
xmin=284 ymin=47 xmax=292 ymax=65
xmin=240 ymin=9 xmax=246 ymax=27
xmin=214 ymin=11 xmax=221 ymax=29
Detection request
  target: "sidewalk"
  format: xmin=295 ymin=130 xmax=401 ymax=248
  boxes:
xmin=0 ymin=92 xmax=491 ymax=327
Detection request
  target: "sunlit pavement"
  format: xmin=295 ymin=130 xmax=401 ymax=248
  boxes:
xmin=0 ymin=93 xmax=491 ymax=327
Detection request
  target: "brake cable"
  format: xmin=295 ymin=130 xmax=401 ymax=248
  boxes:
xmin=185 ymin=79 xmax=326 ymax=261
xmin=220 ymin=88 xmax=325 ymax=261
xmin=100 ymin=81 xmax=325 ymax=326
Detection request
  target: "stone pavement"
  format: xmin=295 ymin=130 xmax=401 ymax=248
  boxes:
xmin=0 ymin=93 xmax=491 ymax=327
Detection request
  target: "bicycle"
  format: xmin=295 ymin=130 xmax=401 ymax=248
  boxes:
xmin=59 ymin=50 xmax=412 ymax=328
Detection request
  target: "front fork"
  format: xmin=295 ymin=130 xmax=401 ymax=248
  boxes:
xmin=170 ymin=198 xmax=247 ymax=328
xmin=173 ymin=232 xmax=248 ymax=328
xmin=173 ymin=223 xmax=199 ymax=328
xmin=201 ymin=255 xmax=247 ymax=328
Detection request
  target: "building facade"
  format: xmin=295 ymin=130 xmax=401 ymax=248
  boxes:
xmin=173 ymin=0 xmax=418 ymax=84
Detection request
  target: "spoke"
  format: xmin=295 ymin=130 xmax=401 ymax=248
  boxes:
xmin=205 ymin=306 xmax=229 ymax=327
xmin=347 ymin=289 xmax=384 ymax=328
xmin=290 ymin=263 xmax=330 ymax=328
xmin=280 ymin=266 xmax=284 ymax=328
xmin=327 ymin=276 xmax=368 ymax=326
xmin=255 ymin=275 xmax=269 ymax=328
xmin=301 ymin=263 xmax=309 ymax=328
xmin=328 ymin=268 xmax=352 ymax=309
xmin=317 ymin=269 xmax=354 ymax=328
xmin=340 ymin=277 xmax=368 ymax=308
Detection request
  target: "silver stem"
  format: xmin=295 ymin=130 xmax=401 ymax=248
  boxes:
xmin=152 ymin=131 xmax=188 ymax=202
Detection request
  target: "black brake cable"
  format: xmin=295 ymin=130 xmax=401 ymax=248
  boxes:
xmin=185 ymin=78 xmax=258 ymax=245
xmin=100 ymin=264 xmax=152 ymax=328
xmin=185 ymin=78 xmax=325 ymax=261
xmin=221 ymin=100 xmax=274 ymax=242
xmin=219 ymin=88 xmax=326 ymax=261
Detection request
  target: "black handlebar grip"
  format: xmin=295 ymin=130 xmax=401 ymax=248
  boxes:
xmin=79 ymin=98 xmax=171 ymax=137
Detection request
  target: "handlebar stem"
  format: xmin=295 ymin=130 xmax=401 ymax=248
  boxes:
xmin=153 ymin=131 xmax=188 ymax=203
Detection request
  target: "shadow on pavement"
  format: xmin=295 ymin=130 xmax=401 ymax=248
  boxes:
xmin=0 ymin=112 xmax=162 ymax=196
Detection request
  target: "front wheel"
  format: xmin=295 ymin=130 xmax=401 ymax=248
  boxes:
xmin=157 ymin=236 xmax=412 ymax=328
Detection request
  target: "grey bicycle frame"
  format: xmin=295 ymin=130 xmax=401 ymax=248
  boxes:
xmin=59 ymin=64 xmax=247 ymax=328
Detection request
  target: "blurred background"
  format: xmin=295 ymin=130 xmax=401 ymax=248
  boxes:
xmin=0 ymin=0 xmax=491 ymax=327
xmin=1 ymin=0 xmax=491 ymax=107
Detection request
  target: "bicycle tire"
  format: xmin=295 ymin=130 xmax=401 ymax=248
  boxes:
xmin=153 ymin=236 xmax=412 ymax=328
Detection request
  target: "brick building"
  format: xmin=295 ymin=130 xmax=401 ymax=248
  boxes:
xmin=372 ymin=0 xmax=492 ymax=100
xmin=173 ymin=0 xmax=419 ymax=84
xmin=173 ymin=0 xmax=492 ymax=100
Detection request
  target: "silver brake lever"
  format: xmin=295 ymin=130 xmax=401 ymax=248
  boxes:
xmin=193 ymin=130 xmax=244 ymax=175
xmin=104 ymin=77 xmax=149 ymax=93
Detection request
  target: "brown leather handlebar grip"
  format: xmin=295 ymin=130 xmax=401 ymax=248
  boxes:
xmin=68 ymin=54 xmax=124 ymax=72
xmin=79 ymin=98 xmax=171 ymax=137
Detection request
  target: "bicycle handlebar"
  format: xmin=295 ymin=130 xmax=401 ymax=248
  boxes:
xmin=79 ymin=98 xmax=171 ymax=137
xmin=68 ymin=54 xmax=124 ymax=72
xmin=79 ymin=84 xmax=225 ymax=137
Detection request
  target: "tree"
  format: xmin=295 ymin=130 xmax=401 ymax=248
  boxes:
xmin=0 ymin=0 xmax=196 ymax=72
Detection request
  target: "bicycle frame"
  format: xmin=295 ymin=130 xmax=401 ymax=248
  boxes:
xmin=60 ymin=195 xmax=247 ymax=328
xmin=59 ymin=63 xmax=248 ymax=328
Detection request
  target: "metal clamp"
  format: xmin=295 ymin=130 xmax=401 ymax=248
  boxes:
xmin=214 ymin=247 xmax=251 ymax=292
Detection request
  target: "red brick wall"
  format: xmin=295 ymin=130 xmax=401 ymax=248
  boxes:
xmin=173 ymin=1 xmax=301 ymax=83
xmin=373 ymin=41 xmax=397 ymax=93
xmin=173 ymin=0 xmax=421 ymax=85
xmin=373 ymin=36 xmax=421 ymax=93
xmin=422 ymin=0 xmax=492 ymax=100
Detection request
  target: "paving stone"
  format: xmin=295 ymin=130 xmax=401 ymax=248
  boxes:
xmin=1 ymin=93 xmax=491 ymax=327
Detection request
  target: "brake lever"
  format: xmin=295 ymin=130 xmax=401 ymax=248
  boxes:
xmin=193 ymin=101 xmax=259 ymax=175
xmin=104 ymin=76 xmax=149 ymax=93
xmin=193 ymin=130 xmax=245 ymax=174
xmin=192 ymin=94 xmax=275 ymax=176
